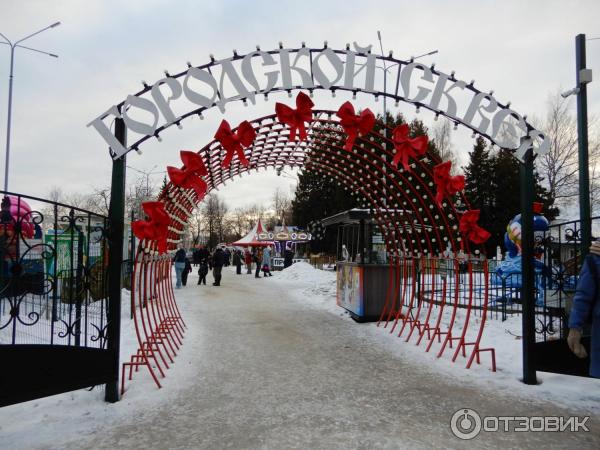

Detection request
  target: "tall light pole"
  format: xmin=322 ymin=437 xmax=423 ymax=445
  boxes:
xmin=560 ymin=34 xmax=594 ymax=257
xmin=375 ymin=30 xmax=437 ymax=245
xmin=0 ymin=22 xmax=60 ymax=192
xmin=127 ymin=164 xmax=164 ymax=198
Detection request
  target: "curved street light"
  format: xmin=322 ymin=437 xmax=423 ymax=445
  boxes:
xmin=0 ymin=22 xmax=60 ymax=192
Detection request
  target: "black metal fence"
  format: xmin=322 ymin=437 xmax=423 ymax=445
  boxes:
xmin=365 ymin=215 xmax=599 ymax=337
xmin=0 ymin=192 xmax=113 ymax=407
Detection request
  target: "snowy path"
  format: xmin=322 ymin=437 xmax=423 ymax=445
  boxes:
xmin=1 ymin=265 xmax=600 ymax=449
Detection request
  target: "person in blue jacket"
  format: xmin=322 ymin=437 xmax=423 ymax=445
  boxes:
xmin=567 ymin=241 xmax=600 ymax=377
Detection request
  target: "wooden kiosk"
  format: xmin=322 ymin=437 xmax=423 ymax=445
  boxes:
xmin=322 ymin=209 xmax=393 ymax=322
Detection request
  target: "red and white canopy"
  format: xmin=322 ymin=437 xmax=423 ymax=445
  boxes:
xmin=231 ymin=219 xmax=273 ymax=247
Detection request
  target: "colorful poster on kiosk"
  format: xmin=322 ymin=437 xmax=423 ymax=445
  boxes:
xmin=337 ymin=265 xmax=364 ymax=316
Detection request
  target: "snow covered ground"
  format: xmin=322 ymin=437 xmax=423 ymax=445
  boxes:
xmin=271 ymin=262 xmax=600 ymax=414
xmin=0 ymin=262 xmax=598 ymax=449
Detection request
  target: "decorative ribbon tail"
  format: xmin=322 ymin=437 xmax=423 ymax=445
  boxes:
xmin=236 ymin=148 xmax=249 ymax=167
xmin=288 ymin=126 xmax=297 ymax=142
xmin=344 ymin=134 xmax=356 ymax=151
xmin=222 ymin=150 xmax=234 ymax=168
xmin=435 ymin=191 xmax=444 ymax=206
xmin=297 ymin=123 xmax=307 ymax=141
xmin=156 ymin=237 xmax=168 ymax=254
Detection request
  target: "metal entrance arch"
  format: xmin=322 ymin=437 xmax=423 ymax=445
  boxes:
xmin=101 ymin=43 xmax=553 ymax=399
xmin=119 ymin=106 xmax=500 ymax=395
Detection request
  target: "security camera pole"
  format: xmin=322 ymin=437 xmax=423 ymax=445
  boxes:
xmin=575 ymin=34 xmax=592 ymax=257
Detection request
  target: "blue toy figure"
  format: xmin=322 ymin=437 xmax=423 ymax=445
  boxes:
xmin=492 ymin=203 xmax=549 ymax=305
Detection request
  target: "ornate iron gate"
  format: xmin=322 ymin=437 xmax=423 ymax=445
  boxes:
xmin=0 ymin=192 xmax=115 ymax=407
xmin=532 ymin=217 xmax=599 ymax=377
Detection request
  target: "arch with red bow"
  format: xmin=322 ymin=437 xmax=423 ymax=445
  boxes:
xmin=113 ymin=86 xmax=502 ymax=398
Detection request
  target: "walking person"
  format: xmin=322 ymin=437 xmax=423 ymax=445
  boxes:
xmin=284 ymin=245 xmax=294 ymax=269
xmin=233 ymin=249 xmax=242 ymax=275
xmin=212 ymin=246 xmax=226 ymax=286
xmin=181 ymin=256 xmax=192 ymax=286
xmin=262 ymin=246 xmax=273 ymax=277
xmin=192 ymin=247 xmax=200 ymax=266
xmin=254 ymin=248 xmax=262 ymax=278
xmin=224 ymin=248 xmax=231 ymax=267
xmin=245 ymin=249 xmax=252 ymax=274
xmin=173 ymin=245 xmax=187 ymax=289
xmin=197 ymin=258 xmax=208 ymax=285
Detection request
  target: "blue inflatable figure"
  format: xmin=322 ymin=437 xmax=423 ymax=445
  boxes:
xmin=492 ymin=203 xmax=549 ymax=306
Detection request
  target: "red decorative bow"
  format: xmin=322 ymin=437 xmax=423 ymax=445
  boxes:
xmin=336 ymin=101 xmax=375 ymax=151
xmin=275 ymin=92 xmax=314 ymax=141
xmin=132 ymin=201 xmax=170 ymax=253
xmin=214 ymin=120 xmax=256 ymax=168
xmin=433 ymin=161 xmax=465 ymax=205
xmin=459 ymin=210 xmax=491 ymax=245
xmin=391 ymin=124 xmax=428 ymax=171
xmin=167 ymin=151 xmax=208 ymax=201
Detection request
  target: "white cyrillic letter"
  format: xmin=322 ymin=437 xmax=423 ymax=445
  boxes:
xmin=183 ymin=67 xmax=219 ymax=108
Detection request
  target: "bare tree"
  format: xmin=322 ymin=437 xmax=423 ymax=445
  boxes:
xmin=535 ymin=92 xmax=581 ymax=206
xmin=432 ymin=120 xmax=458 ymax=170
xmin=589 ymin=129 xmax=600 ymax=216
xmin=201 ymin=194 xmax=228 ymax=248
xmin=272 ymin=187 xmax=291 ymax=224
xmin=86 ymin=186 xmax=111 ymax=216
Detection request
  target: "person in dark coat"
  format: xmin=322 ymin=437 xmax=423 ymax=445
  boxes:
xmin=244 ymin=249 xmax=252 ymax=274
xmin=253 ymin=248 xmax=262 ymax=278
xmin=568 ymin=241 xmax=600 ymax=377
xmin=283 ymin=246 xmax=294 ymax=269
xmin=173 ymin=245 xmax=187 ymax=289
xmin=197 ymin=258 xmax=208 ymax=285
xmin=212 ymin=247 xmax=226 ymax=286
xmin=233 ymin=250 xmax=242 ymax=274
xmin=181 ymin=257 xmax=192 ymax=286
xmin=224 ymin=248 xmax=231 ymax=267
xmin=198 ymin=245 xmax=210 ymax=262
xmin=192 ymin=248 xmax=200 ymax=266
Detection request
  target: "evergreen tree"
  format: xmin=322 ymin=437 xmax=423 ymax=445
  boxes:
xmin=463 ymin=138 xmax=559 ymax=255
xmin=291 ymin=113 xmax=444 ymax=254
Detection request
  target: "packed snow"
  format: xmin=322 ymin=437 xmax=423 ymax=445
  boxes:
xmin=0 ymin=262 xmax=598 ymax=449
xmin=271 ymin=262 xmax=600 ymax=414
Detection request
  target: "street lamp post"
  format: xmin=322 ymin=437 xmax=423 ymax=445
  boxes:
xmin=375 ymin=31 xmax=437 ymax=260
xmin=0 ymin=22 xmax=60 ymax=192
xmin=560 ymin=34 xmax=594 ymax=257
xmin=126 ymin=164 xmax=164 ymax=198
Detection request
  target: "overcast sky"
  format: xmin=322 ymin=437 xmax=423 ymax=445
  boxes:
xmin=0 ymin=0 xmax=598 ymax=214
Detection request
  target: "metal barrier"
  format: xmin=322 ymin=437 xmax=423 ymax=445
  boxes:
xmin=0 ymin=192 xmax=112 ymax=407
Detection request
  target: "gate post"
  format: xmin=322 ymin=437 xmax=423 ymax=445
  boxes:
xmin=520 ymin=147 xmax=537 ymax=385
xmin=105 ymin=118 xmax=127 ymax=402
xmin=576 ymin=33 xmax=591 ymax=257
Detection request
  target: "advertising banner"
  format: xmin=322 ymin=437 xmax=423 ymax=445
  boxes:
xmin=337 ymin=264 xmax=364 ymax=316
